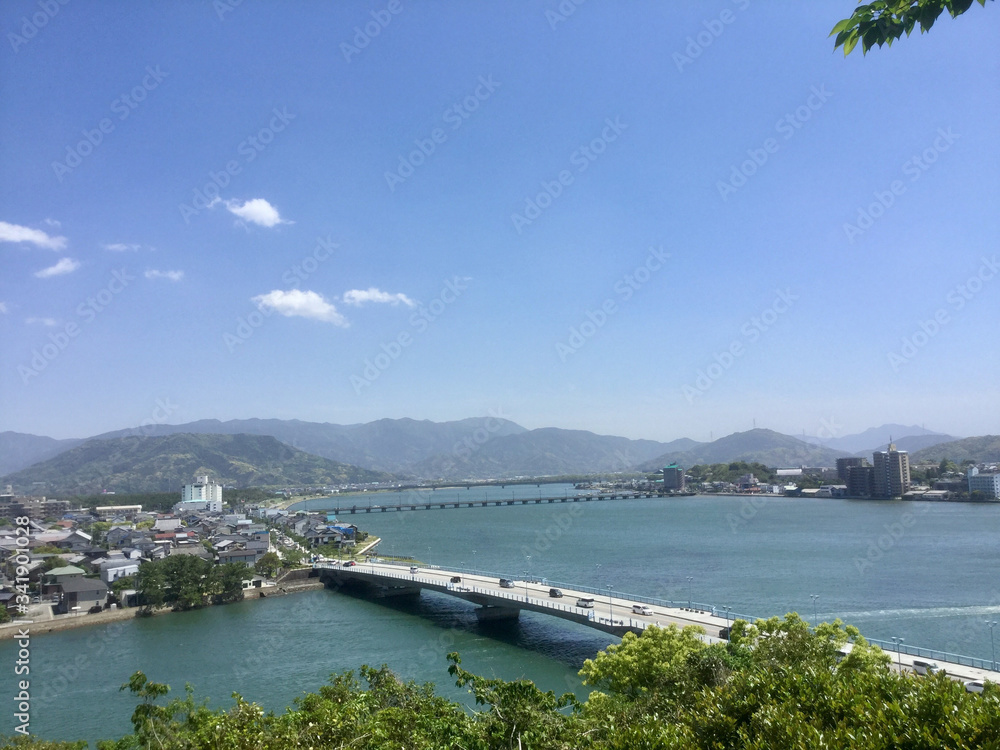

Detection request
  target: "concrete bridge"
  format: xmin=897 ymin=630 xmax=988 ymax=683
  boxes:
xmin=319 ymin=491 xmax=684 ymax=515
xmin=316 ymin=561 xmax=1000 ymax=685
xmin=316 ymin=560 xmax=726 ymax=637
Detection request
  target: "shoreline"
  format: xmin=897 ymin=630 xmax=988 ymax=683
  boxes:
xmin=0 ymin=578 xmax=325 ymax=641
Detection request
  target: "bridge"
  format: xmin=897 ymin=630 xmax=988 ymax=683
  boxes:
xmin=316 ymin=490 xmax=687 ymax=515
xmin=316 ymin=561 xmax=1000 ymax=685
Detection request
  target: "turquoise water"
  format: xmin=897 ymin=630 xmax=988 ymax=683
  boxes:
xmin=4 ymin=488 xmax=999 ymax=745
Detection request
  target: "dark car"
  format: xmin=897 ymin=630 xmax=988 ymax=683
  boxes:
xmin=549 ymin=588 xmax=563 ymax=598
xmin=499 ymin=578 xmax=514 ymax=588
xmin=344 ymin=561 xmax=356 ymax=567
xmin=450 ymin=576 xmax=461 ymax=583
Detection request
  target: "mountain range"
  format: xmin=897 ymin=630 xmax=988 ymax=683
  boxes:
xmin=798 ymin=424 xmax=957 ymax=455
xmin=0 ymin=433 xmax=395 ymax=496
xmin=0 ymin=419 xmax=982 ymax=493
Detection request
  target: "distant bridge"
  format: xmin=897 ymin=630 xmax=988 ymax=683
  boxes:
xmin=320 ymin=491 xmax=690 ymax=515
xmin=316 ymin=561 xmax=1000 ymax=684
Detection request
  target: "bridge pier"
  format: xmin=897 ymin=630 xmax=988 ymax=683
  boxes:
xmin=475 ymin=605 xmax=520 ymax=622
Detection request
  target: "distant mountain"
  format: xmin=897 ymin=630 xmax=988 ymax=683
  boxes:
xmin=910 ymin=436 xmax=1000 ymax=464
xmin=638 ymin=429 xmax=850 ymax=470
xmin=409 ymin=428 xmax=682 ymax=479
xmin=0 ymin=432 xmax=82 ymax=476
xmin=863 ymin=434 xmax=959 ymax=456
xmin=800 ymin=424 xmax=953 ymax=454
xmin=0 ymin=433 xmax=396 ymax=496
xmin=91 ymin=417 xmax=527 ymax=473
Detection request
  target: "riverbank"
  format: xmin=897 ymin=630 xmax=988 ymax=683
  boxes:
xmin=0 ymin=576 xmax=325 ymax=641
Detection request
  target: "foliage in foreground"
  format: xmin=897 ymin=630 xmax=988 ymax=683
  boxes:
xmin=831 ymin=0 xmax=993 ymax=56
xmin=3 ymin=614 xmax=999 ymax=750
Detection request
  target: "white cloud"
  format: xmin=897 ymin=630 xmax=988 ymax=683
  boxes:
xmin=34 ymin=258 xmax=80 ymax=278
xmin=104 ymin=243 xmax=142 ymax=252
xmin=251 ymin=289 xmax=347 ymax=326
xmin=214 ymin=197 xmax=290 ymax=228
xmin=44 ymin=218 xmax=61 ymax=228
xmin=0 ymin=302 xmax=8 ymax=314
xmin=342 ymin=287 xmax=416 ymax=307
xmin=26 ymin=317 xmax=58 ymax=327
xmin=0 ymin=221 xmax=67 ymax=250
xmin=145 ymin=269 xmax=184 ymax=281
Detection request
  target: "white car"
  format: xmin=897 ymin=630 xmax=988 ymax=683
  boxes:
xmin=912 ymin=659 xmax=941 ymax=675
xmin=632 ymin=604 xmax=653 ymax=616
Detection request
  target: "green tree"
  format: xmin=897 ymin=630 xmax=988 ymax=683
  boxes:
xmin=282 ymin=548 xmax=305 ymax=566
xmin=42 ymin=556 xmax=69 ymax=571
xmin=134 ymin=561 xmax=165 ymax=615
xmin=211 ymin=563 xmax=247 ymax=604
xmin=832 ymin=0 xmax=993 ymax=56
xmin=254 ymin=551 xmax=281 ymax=578
xmin=110 ymin=575 xmax=136 ymax=605
xmin=161 ymin=555 xmax=212 ymax=610
xmin=580 ymin=623 xmax=708 ymax=699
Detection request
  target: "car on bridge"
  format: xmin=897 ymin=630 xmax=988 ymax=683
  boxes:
xmin=499 ymin=578 xmax=515 ymax=588
xmin=632 ymin=604 xmax=653 ymax=616
xmin=912 ymin=659 xmax=942 ymax=675
xmin=576 ymin=597 xmax=595 ymax=608
xmin=548 ymin=588 xmax=563 ymax=598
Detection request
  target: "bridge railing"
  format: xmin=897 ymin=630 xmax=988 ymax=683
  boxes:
xmin=866 ymin=637 xmax=997 ymax=672
xmin=319 ymin=563 xmax=998 ymax=673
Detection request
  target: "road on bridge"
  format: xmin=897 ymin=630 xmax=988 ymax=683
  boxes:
xmin=317 ymin=560 xmax=1000 ymax=687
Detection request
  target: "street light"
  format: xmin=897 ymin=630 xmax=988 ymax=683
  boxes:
xmin=987 ymin=620 xmax=997 ymax=671
xmin=686 ymin=576 xmax=693 ymax=608
xmin=472 ymin=549 xmax=477 ymax=575
xmin=891 ymin=637 xmax=904 ymax=671
xmin=724 ymin=606 xmax=732 ymax=640
xmin=523 ymin=570 xmax=529 ymax=601
xmin=607 ymin=584 xmax=614 ymax=626
xmin=810 ymin=594 xmax=819 ymax=626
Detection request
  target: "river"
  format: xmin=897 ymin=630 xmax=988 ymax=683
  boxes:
xmin=4 ymin=487 xmax=999 ymax=746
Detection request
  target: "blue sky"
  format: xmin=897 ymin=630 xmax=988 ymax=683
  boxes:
xmin=1 ymin=0 xmax=998 ymax=443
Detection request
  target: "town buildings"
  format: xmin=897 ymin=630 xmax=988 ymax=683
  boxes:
xmin=873 ymin=444 xmax=911 ymax=498
xmin=967 ymin=467 xmax=1000 ymax=499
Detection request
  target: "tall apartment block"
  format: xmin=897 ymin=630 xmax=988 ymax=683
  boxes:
xmin=872 ymin=444 xmax=910 ymax=498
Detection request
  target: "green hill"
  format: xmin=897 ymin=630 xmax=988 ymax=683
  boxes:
xmin=910 ymin=435 xmax=1000 ymax=464
xmin=0 ymin=433 xmax=396 ymax=495
xmin=638 ymin=428 xmax=850 ymax=471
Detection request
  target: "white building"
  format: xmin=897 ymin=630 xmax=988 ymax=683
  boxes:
xmin=177 ymin=475 xmax=224 ymax=513
xmin=968 ymin=468 xmax=1000 ymax=499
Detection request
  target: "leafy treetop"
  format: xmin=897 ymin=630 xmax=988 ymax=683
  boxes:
xmin=832 ymin=0 xmax=993 ymax=55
